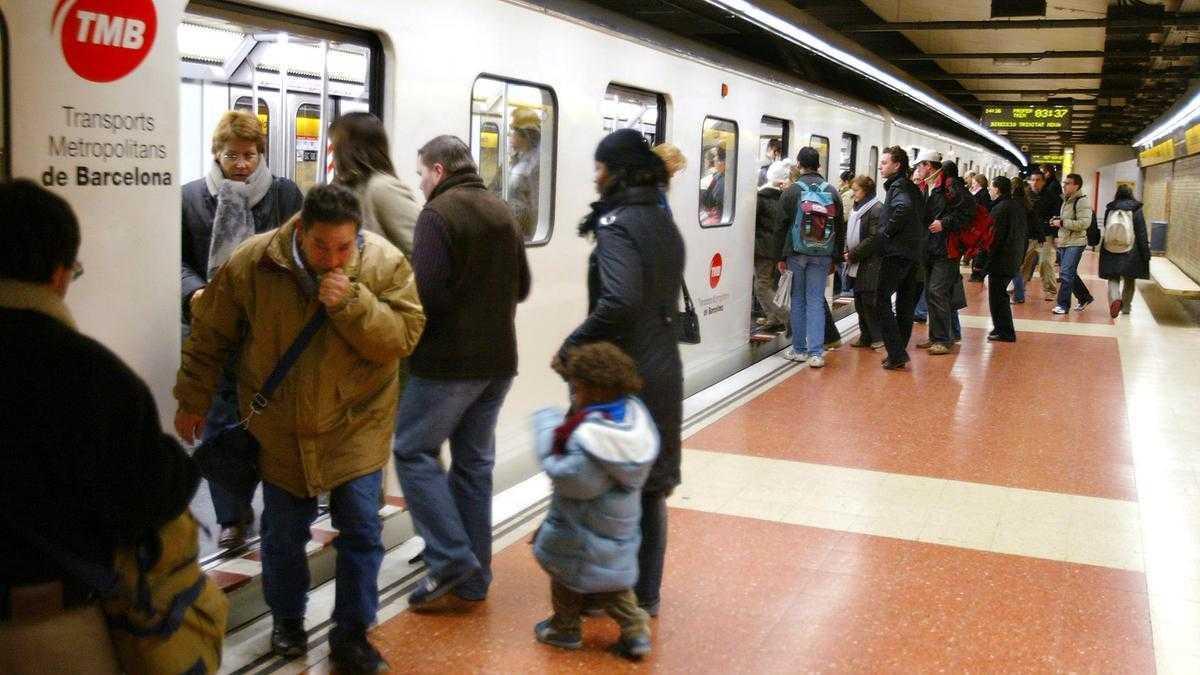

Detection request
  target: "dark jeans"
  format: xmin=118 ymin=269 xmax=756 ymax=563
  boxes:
xmin=988 ymin=274 xmax=1016 ymax=339
xmin=851 ymin=282 xmax=880 ymax=344
xmin=1055 ymin=245 xmax=1094 ymax=309
xmin=926 ymin=258 xmax=960 ymax=344
xmin=635 ymin=492 xmax=668 ymax=610
xmin=201 ymin=370 xmax=254 ymax=527
xmin=393 ymin=375 xmax=513 ymax=597
xmin=260 ymin=471 xmax=384 ymax=629
xmin=873 ymin=256 xmax=922 ymax=364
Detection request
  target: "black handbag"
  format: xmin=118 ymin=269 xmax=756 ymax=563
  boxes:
xmin=677 ymin=278 xmax=701 ymax=344
xmin=1086 ymin=210 xmax=1101 ymax=248
xmin=193 ymin=308 xmax=328 ymax=496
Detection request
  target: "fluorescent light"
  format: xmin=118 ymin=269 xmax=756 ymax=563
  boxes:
xmin=698 ymin=0 xmax=1025 ymax=165
xmin=1133 ymin=89 xmax=1200 ymax=146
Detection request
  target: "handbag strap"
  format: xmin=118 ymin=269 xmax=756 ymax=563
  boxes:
xmin=680 ymin=277 xmax=696 ymax=313
xmin=250 ymin=308 xmax=327 ymax=414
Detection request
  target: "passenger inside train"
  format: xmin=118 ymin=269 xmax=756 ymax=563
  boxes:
xmin=4 ymin=1 xmax=1199 ymax=673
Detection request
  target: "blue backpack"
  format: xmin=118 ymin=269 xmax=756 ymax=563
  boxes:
xmin=790 ymin=179 xmax=838 ymax=256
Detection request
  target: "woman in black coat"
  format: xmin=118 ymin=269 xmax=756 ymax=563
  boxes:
xmin=845 ymin=175 xmax=884 ymax=348
xmin=557 ymin=129 xmax=686 ymax=616
xmin=986 ymin=176 xmax=1027 ymax=342
xmin=1099 ymin=185 xmax=1151 ymax=318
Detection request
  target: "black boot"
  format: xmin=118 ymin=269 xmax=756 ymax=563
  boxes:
xmin=270 ymin=618 xmax=307 ymax=658
xmin=330 ymin=625 xmax=389 ymax=673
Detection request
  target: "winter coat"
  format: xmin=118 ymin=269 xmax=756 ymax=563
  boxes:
xmin=987 ymin=196 xmax=1028 ymax=277
xmin=755 ymin=186 xmax=786 ymax=260
xmin=560 ymin=186 xmax=685 ymax=496
xmin=181 ymin=175 xmax=303 ymax=321
xmin=1099 ymin=198 xmax=1151 ymax=280
xmin=779 ymin=171 xmax=846 ymax=260
xmin=354 ymin=172 xmax=421 ymax=258
xmin=1 ymin=281 xmax=198 ymax=595
xmin=1057 ymin=192 xmax=1092 ymax=248
xmin=1031 ymin=189 xmax=1062 ymax=242
xmin=971 ymin=188 xmax=993 ymax=213
xmin=532 ymin=398 xmax=659 ymax=593
xmin=878 ymin=173 xmax=925 ymax=261
xmin=846 ymin=201 xmax=884 ymax=292
xmin=924 ymin=177 xmax=974 ymax=259
xmin=175 ymin=216 xmax=426 ymax=497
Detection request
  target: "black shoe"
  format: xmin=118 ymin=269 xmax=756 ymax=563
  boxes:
xmin=218 ymin=523 xmax=249 ymax=550
xmin=408 ymin=565 xmax=479 ymax=607
xmin=534 ymin=618 xmax=582 ymax=650
xmin=270 ymin=618 xmax=307 ymax=658
xmin=615 ymin=634 xmax=652 ymax=660
xmin=330 ymin=629 xmax=389 ymax=673
xmin=881 ymin=358 xmax=907 ymax=370
xmin=987 ymin=334 xmax=1016 ymax=343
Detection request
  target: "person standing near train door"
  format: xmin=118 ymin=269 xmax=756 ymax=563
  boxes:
xmin=873 ymin=146 xmax=925 ymax=370
xmin=332 ymin=112 xmax=422 ymax=258
xmin=559 ymin=129 xmax=685 ymax=618
xmin=180 ymin=110 xmax=304 ymax=550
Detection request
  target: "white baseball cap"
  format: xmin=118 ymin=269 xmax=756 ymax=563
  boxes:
xmin=915 ymin=149 xmax=943 ymax=165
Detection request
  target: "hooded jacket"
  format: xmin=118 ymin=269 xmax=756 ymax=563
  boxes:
xmin=532 ymin=398 xmax=659 ymax=593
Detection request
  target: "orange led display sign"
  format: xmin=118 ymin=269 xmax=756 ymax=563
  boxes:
xmin=982 ymin=106 xmax=1071 ymax=131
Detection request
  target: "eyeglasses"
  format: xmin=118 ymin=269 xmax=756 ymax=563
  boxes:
xmin=71 ymin=261 xmax=84 ymax=280
xmin=221 ymin=152 xmax=259 ymax=163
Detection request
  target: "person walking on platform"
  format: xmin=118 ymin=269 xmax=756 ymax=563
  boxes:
xmin=1099 ymin=185 xmax=1151 ymax=318
xmin=754 ymin=160 xmax=793 ymax=332
xmin=531 ymin=343 xmax=657 ymax=660
xmin=1 ymin=180 xmax=207 ymax=673
xmin=176 ymin=183 xmax=425 ymax=672
xmin=181 ymin=110 xmax=304 ymax=550
xmin=332 ymin=112 xmax=422 ymax=258
xmin=1009 ymin=179 xmax=1037 ymax=304
xmin=559 ymin=129 xmax=684 ymax=618
xmin=968 ymin=173 xmax=993 ymax=282
xmin=1021 ymin=171 xmax=1061 ymax=301
xmin=873 ymin=146 xmax=925 ymax=370
xmin=393 ymin=136 xmax=530 ymax=608
xmin=778 ymin=146 xmax=845 ymax=368
xmin=845 ymin=175 xmax=884 ymax=349
xmin=915 ymin=158 xmax=972 ymax=355
xmin=1050 ymin=173 xmax=1095 ymax=314
xmin=985 ymin=176 xmax=1026 ymax=343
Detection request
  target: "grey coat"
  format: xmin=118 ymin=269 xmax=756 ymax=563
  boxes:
xmin=846 ymin=201 xmax=884 ymax=292
xmin=532 ymin=399 xmax=659 ymax=593
xmin=354 ymin=172 xmax=421 ymax=258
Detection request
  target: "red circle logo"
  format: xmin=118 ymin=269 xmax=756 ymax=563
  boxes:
xmin=708 ymin=253 xmax=723 ymax=289
xmin=56 ymin=0 xmax=157 ymax=83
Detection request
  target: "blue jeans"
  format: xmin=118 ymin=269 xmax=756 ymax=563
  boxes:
xmin=1055 ymin=245 xmax=1093 ymax=309
xmin=202 ymin=370 xmax=255 ymax=527
xmin=260 ymin=471 xmax=384 ymax=629
xmin=1011 ymin=274 xmax=1026 ymax=302
xmin=915 ymin=289 xmax=928 ymax=320
xmin=952 ymin=311 xmax=962 ymax=340
xmin=788 ymin=254 xmax=832 ymax=357
xmin=393 ymin=376 xmax=513 ymax=597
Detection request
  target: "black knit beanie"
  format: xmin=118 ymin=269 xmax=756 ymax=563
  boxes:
xmin=594 ymin=128 xmax=657 ymax=171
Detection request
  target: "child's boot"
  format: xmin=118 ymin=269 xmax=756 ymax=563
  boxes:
xmin=534 ymin=619 xmax=582 ymax=650
xmin=615 ymin=633 xmax=651 ymax=660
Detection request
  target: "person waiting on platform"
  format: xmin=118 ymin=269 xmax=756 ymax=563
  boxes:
xmin=915 ymin=158 xmax=971 ymax=355
xmin=845 ymin=174 xmax=884 ymax=350
xmin=985 ymin=176 xmax=1027 ymax=343
xmin=175 ymin=183 xmax=425 ymax=673
xmin=181 ymin=110 xmax=304 ymax=550
xmin=873 ymin=146 xmax=925 ymax=370
xmin=968 ymin=173 xmax=993 ymax=282
xmin=754 ymin=160 xmax=793 ymax=333
xmin=531 ymin=342 xmax=658 ymax=660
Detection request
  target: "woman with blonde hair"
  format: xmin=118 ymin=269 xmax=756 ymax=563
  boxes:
xmin=652 ymin=142 xmax=686 ymax=217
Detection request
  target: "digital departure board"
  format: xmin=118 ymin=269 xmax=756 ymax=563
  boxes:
xmin=982 ymin=106 xmax=1071 ymax=130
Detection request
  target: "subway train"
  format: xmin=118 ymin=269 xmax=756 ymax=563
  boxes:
xmin=6 ymin=0 xmax=1017 ymax=563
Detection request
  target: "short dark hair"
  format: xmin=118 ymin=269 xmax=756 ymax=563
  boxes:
xmin=883 ymin=146 xmax=909 ymax=173
xmin=941 ymin=160 xmax=959 ymax=180
xmin=715 ymin=146 xmax=727 ymax=162
xmin=767 ymin=138 xmax=782 ymax=152
xmin=992 ymin=175 xmax=1012 ymax=197
xmin=0 ymin=180 xmax=80 ymax=284
xmin=1065 ymin=173 xmax=1083 ymax=188
xmin=797 ymin=146 xmax=820 ymax=170
xmin=839 ymin=170 xmax=853 ymax=183
xmin=562 ymin=341 xmax=643 ymax=396
xmin=1030 ymin=170 xmax=1045 ymax=180
xmin=300 ymin=183 xmax=361 ymax=230
xmin=1115 ymin=184 xmax=1133 ymax=201
xmin=418 ymin=135 xmax=477 ymax=174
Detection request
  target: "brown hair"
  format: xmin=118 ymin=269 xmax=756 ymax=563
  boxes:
xmin=211 ymin=110 xmax=265 ymax=156
xmin=882 ymin=145 xmax=909 ymax=173
xmin=563 ymin=342 xmax=643 ymax=396
xmin=331 ymin=112 xmax=397 ymax=187
xmin=972 ymin=173 xmax=989 ymax=190
xmin=850 ymin=175 xmax=875 ymax=195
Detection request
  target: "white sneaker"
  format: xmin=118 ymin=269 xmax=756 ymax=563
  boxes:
xmin=1052 ymin=306 xmax=1068 ymax=315
xmin=782 ymin=347 xmax=807 ymax=363
xmin=807 ymin=355 xmax=826 ymax=368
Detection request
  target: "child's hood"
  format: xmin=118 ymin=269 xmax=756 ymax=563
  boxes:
xmin=571 ymin=396 xmax=660 ymax=488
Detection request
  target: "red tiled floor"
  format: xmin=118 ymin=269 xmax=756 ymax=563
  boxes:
xmin=206 ymin=569 xmax=251 ymax=592
xmin=686 ymin=328 xmax=1135 ymax=501
xmin=959 ymin=249 xmax=1114 ymax=325
xmin=352 ymin=509 xmax=1153 ymax=673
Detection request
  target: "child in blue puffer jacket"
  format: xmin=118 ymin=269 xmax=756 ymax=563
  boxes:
xmin=532 ymin=342 xmax=659 ymax=659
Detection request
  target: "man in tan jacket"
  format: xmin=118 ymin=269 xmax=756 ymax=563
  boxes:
xmin=174 ymin=183 xmax=424 ymax=673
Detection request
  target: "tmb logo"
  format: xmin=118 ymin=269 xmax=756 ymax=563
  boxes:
xmin=708 ymin=252 xmax=723 ymax=289
xmin=52 ymin=0 xmax=157 ymax=83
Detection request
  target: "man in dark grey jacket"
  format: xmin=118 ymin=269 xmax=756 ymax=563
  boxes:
xmin=873 ymin=146 xmax=926 ymax=369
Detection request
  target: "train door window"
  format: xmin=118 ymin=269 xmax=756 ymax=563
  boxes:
xmin=758 ymin=116 xmax=789 ymax=186
xmin=868 ymin=146 xmax=879 ymax=186
xmin=699 ymin=117 xmax=737 ymax=227
xmin=809 ymin=134 xmax=830 ymax=179
xmin=839 ymin=133 xmax=858 ymax=178
xmin=603 ymin=84 xmax=665 ymax=145
xmin=294 ymin=103 xmax=321 ymax=192
xmin=471 ymin=76 xmax=557 ymax=244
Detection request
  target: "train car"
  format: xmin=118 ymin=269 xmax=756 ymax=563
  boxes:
xmin=2 ymin=0 xmax=1017 ymax=568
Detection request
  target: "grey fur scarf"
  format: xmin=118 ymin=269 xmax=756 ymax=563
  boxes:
xmin=205 ymin=160 xmax=273 ymax=280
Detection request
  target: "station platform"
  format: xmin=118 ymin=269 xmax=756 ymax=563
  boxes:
xmin=218 ymin=252 xmax=1200 ymax=674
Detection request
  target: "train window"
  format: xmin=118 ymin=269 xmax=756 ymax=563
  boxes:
xmin=699 ymin=117 xmax=738 ymax=227
xmin=758 ymin=116 xmax=789 ymax=186
xmin=868 ymin=146 xmax=879 ymax=185
xmin=809 ymin=135 xmax=830 ymax=179
xmin=603 ymin=84 xmax=665 ymax=146
xmin=471 ymin=76 xmax=557 ymax=244
xmin=911 ymin=148 xmax=920 ymax=163
xmin=233 ymin=97 xmax=271 ymax=160
xmin=294 ymin=104 xmax=321 ymax=192
xmin=839 ymin=133 xmax=858 ymax=177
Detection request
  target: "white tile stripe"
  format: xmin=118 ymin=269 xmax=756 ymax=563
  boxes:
xmin=669 ymin=448 xmax=1144 ymax=571
xmin=958 ymin=312 xmax=1118 ymax=338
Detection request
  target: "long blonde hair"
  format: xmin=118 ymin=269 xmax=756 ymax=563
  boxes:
xmin=652 ymin=143 xmax=687 ymax=178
